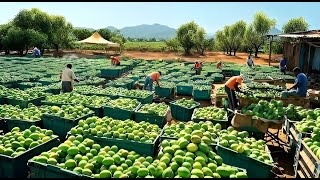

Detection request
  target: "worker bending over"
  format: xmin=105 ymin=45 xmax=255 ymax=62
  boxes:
xmin=143 ymin=71 xmax=161 ymax=91
xmin=224 ymin=75 xmax=245 ymax=110
xmin=111 ymin=56 xmax=121 ymax=66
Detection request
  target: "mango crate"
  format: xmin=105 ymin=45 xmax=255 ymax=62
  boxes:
xmin=84 ymin=134 xmax=160 ymax=157
xmin=100 ymin=69 xmax=122 ymax=78
xmin=0 ymin=97 xmax=6 ymax=105
xmin=296 ymin=140 xmax=320 ymax=178
xmin=176 ymin=85 xmax=193 ymax=96
xmin=6 ymin=119 xmax=43 ymax=131
xmin=193 ymin=89 xmax=212 ymax=100
xmin=103 ymin=103 xmax=141 ymax=120
xmin=0 ymin=136 xmax=59 ymax=178
xmin=41 ymin=113 xmax=94 ymax=140
xmin=134 ymin=107 xmax=170 ymax=128
xmin=155 ymin=87 xmax=175 ymax=99
xmin=119 ymin=93 xmax=154 ymax=104
xmin=6 ymin=97 xmax=44 ymax=108
xmin=216 ymin=143 xmax=274 ymax=178
xmin=169 ymin=100 xmax=200 ymax=122
xmin=191 ymin=109 xmax=228 ymax=129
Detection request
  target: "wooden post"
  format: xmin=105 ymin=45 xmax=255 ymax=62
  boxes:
xmin=307 ymin=43 xmax=311 ymax=74
xmin=269 ymin=36 xmax=273 ymax=66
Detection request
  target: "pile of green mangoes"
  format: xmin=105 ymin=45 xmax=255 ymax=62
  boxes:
xmin=107 ymin=98 xmax=140 ymax=111
xmin=137 ymin=103 xmax=168 ymax=116
xmin=173 ymin=98 xmax=199 ymax=109
xmin=193 ymin=106 xmax=226 ymax=120
xmin=241 ymin=100 xmax=285 ymax=120
xmin=44 ymin=105 xmax=93 ymax=120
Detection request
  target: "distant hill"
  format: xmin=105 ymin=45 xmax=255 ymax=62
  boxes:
xmin=268 ymin=27 xmax=282 ymax=35
xmin=105 ymin=23 xmax=176 ymax=40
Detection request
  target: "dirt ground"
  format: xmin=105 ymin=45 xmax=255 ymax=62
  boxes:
xmin=122 ymin=51 xmax=283 ymax=66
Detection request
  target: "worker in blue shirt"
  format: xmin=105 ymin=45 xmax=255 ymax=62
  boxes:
xmin=33 ymin=47 xmax=41 ymax=58
xmin=281 ymin=67 xmax=308 ymax=98
xmin=279 ymin=58 xmax=287 ymax=75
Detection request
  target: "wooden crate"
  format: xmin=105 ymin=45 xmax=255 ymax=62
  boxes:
xmin=296 ymin=140 xmax=320 ymax=178
xmin=212 ymin=94 xmax=227 ymax=107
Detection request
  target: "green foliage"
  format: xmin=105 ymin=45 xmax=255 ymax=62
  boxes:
xmin=194 ymin=28 xmax=213 ymax=55
xmin=176 ymin=21 xmax=199 ymax=55
xmin=165 ymin=38 xmax=181 ymax=52
xmin=49 ymin=15 xmax=75 ymax=51
xmin=282 ymin=17 xmax=309 ymax=33
xmin=245 ymin=12 xmax=276 ymax=57
xmin=229 ymin=21 xmax=247 ymax=56
xmin=73 ymin=28 xmax=93 ymax=40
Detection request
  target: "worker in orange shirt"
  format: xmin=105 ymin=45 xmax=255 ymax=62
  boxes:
xmin=111 ymin=56 xmax=121 ymax=66
xmin=224 ymin=75 xmax=245 ymax=110
xmin=194 ymin=61 xmax=201 ymax=75
xmin=216 ymin=61 xmax=222 ymax=69
xmin=143 ymin=71 xmax=162 ymax=91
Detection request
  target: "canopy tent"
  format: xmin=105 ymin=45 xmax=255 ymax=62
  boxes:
xmin=77 ymin=32 xmax=120 ymax=47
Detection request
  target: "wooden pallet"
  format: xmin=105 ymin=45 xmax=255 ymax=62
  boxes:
xmin=211 ymin=94 xmax=227 ymax=107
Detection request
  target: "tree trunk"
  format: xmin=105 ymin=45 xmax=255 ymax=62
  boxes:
xmin=254 ymin=47 xmax=259 ymax=57
xmin=5 ymin=50 xmax=9 ymax=55
xmin=233 ymin=50 xmax=236 ymax=56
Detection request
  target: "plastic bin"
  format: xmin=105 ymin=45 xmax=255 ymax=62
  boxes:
xmin=176 ymin=85 xmax=193 ymax=96
xmin=0 ymin=119 xmax=8 ymax=133
xmin=170 ymin=100 xmax=200 ymax=122
xmin=191 ymin=109 xmax=228 ymax=129
xmin=216 ymin=143 xmax=274 ymax=178
xmin=87 ymin=105 xmax=106 ymax=118
xmin=84 ymin=134 xmax=160 ymax=156
xmin=103 ymin=103 xmax=141 ymax=120
xmin=155 ymin=87 xmax=175 ymax=98
xmin=100 ymin=69 xmax=122 ymax=78
xmin=6 ymin=119 xmax=43 ymax=131
xmin=119 ymin=94 xmax=154 ymax=104
xmin=28 ymin=160 xmax=84 ymax=178
xmin=41 ymin=113 xmax=94 ymax=140
xmin=6 ymin=97 xmax=44 ymax=108
xmin=193 ymin=89 xmax=211 ymax=100
xmin=0 ymin=136 xmax=59 ymax=178
xmin=134 ymin=107 xmax=169 ymax=128
xmin=0 ymin=97 xmax=6 ymax=105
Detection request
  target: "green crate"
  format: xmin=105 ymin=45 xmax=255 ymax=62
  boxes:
xmin=100 ymin=69 xmax=122 ymax=78
xmin=0 ymin=97 xmax=6 ymax=104
xmin=7 ymin=97 xmax=44 ymax=108
xmin=0 ymin=136 xmax=59 ymax=178
xmin=232 ymin=70 xmax=241 ymax=76
xmin=47 ymin=88 xmax=61 ymax=95
xmin=0 ymin=119 xmax=8 ymax=133
xmin=84 ymin=133 xmax=160 ymax=156
xmin=38 ymin=81 xmax=57 ymax=86
xmin=214 ymin=76 xmax=224 ymax=82
xmin=191 ymin=109 xmax=228 ymax=129
xmin=155 ymin=87 xmax=175 ymax=98
xmin=119 ymin=93 xmax=154 ymax=104
xmin=42 ymin=113 xmax=94 ymax=140
xmin=193 ymin=89 xmax=211 ymax=100
xmin=134 ymin=107 xmax=169 ymax=128
xmin=28 ymin=160 xmax=86 ymax=178
xmin=18 ymin=84 xmax=34 ymax=90
xmin=6 ymin=119 xmax=43 ymax=131
xmin=103 ymin=103 xmax=141 ymax=120
xmin=216 ymin=144 xmax=274 ymax=178
xmin=87 ymin=105 xmax=105 ymax=118
xmin=176 ymin=85 xmax=193 ymax=96
xmin=169 ymin=100 xmax=200 ymax=122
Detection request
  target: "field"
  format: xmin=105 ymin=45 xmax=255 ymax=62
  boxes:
xmin=124 ymin=42 xmax=168 ymax=52
xmin=0 ymin=56 xmax=316 ymax=179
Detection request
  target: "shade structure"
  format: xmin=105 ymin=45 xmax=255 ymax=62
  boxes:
xmin=77 ymin=32 xmax=120 ymax=47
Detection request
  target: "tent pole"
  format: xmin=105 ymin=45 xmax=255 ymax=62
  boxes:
xmin=307 ymin=43 xmax=311 ymax=74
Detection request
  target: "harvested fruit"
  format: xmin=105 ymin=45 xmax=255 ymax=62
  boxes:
xmin=137 ymin=103 xmax=168 ymax=116
xmin=193 ymin=106 xmax=227 ymax=120
xmin=107 ymin=98 xmax=140 ymax=111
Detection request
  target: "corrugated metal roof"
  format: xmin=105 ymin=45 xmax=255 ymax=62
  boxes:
xmin=277 ymin=33 xmax=320 ymax=38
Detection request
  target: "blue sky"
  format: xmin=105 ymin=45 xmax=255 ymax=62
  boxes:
xmin=0 ymin=2 xmax=319 ymax=33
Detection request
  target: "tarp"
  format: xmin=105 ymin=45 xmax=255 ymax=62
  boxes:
xmin=77 ymin=32 xmax=120 ymax=47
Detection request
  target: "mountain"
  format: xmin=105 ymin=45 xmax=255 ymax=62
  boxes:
xmin=105 ymin=23 xmax=176 ymax=40
xmin=268 ymin=27 xmax=282 ymax=35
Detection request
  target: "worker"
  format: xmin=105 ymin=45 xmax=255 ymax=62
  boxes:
xmin=224 ymin=75 xmax=245 ymax=110
xmin=194 ymin=61 xmax=201 ymax=75
xmin=216 ymin=61 xmax=222 ymax=69
xmin=111 ymin=56 xmax=121 ymax=66
xmin=143 ymin=71 xmax=161 ymax=91
xmin=33 ymin=47 xmax=41 ymax=58
xmin=281 ymin=67 xmax=308 ymax=98
xmin=60 ymin=64 xmax=79 ymax=93
xmin=246 ymin=55 xmax=254 ymax=68
xmin=279 ymin=58 xmax=287 ymax=75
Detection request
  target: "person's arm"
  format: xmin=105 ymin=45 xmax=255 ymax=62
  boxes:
xmin=234 ymin=82 xmax=243 ymax=93
xmin=71 ymin=71 xmax=79 ymax=82
xmin=156 ymin=80 xmax=160 ymax=87
xmin=59 ymin=73 xmax=62 ymax=80
xmin=288 ymin=77 xmax=300 ymax=90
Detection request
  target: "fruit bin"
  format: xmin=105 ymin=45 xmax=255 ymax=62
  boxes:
xmin=296 ymin=139 xmax=320 ymax=178
xmin=6 ymin=96 xmax=44 ymax=108
xmin=193 ymin=89 xmax=212 ymax=100
xmin=0 ymin=96 xmax=6 ymax=105
xmin=169 ymin=100 xmax=201 ymax=122
xmin=191 ymin=109 xmax=228 ymax=129
xmin=0 ymin=119 xmax=8 ymax=133
xmin=0 ymin=136 xmax=59 ymax=178
xmin=216 ymin=143 xmax=274 ymax=178
xmin=82 ymin=133 xmax=160 ymax=157
xmin=41 ymin=113 xmax=94 ymax=140
xmin=119 ymin=93 xmax=154 ymax=104
xmin=6 ymin=119 xmax=43 ymax=131
xmin=18 ymin=83 xmax=35 ymax=90
xmin=176 ymin=85 xmax=193 ymax=96
xmin=103 ymin=103 xmax=141 ymax=120
xmin=100 ymin=68 xmax=123 ymax=78
xmin=155 ymin=86 xmax=175 ymax=99
xmin=45 ymin=88 xmax=61 ymax=95
xmin=28 ymin=160 xmax=84 ymax=178
xmin=134 ymin=107 xmax=170 ymax=128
